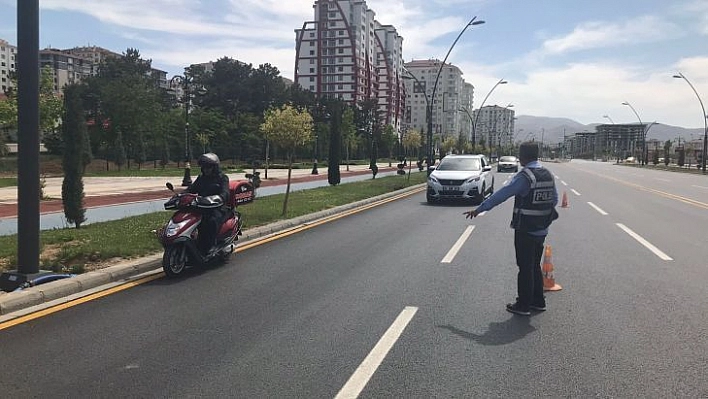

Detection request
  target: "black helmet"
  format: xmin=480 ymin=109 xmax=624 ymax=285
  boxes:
xmin=198 ymin=153 xmax=220 ymax=167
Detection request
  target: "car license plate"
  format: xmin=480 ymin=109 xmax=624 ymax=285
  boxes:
xmin=444 ymin=186 xmax=459 ymax=191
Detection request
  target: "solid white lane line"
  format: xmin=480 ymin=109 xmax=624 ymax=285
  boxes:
xmin=441 ymin=225 xmax=475 ymax=263
xmin=561 ymin=180 xmax=568 ymax=186
xmin=655 ymin=178 xmax=670 ymax=182
xmin=335 ymin=306 xmax=418 ymax=399
xmin=692 ymin=185 xmax=708 ymax=190
xmin=571 ymin=189 xmax=581 ymax=196
xmin=587 ymin=202 xmax=608 ymax=215
xmin=616 ymin=223 xmax=673 ymax=261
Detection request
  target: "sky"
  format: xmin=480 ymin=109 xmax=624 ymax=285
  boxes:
xmin=1 ymin=0 xmax=707 ymax=130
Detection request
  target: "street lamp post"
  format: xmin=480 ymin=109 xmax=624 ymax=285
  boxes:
xmin=170 ymin=73 xmax=203 ymax=186
xmin=621 ymin=101 xmax=647 ymax=165
xmin=603 ymin=114 xmax=615 ymax=124
xmin=426 ymin=16 xmax=485 ymax=171
xmin=673 ymin=72 xmax=708 ymax=174
xmin=472 ymin=78 xmax=508 ymax=148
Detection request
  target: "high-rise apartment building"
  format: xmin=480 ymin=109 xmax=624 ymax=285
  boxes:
xmin=40 ymin=48 xmax=95 ymax=91
xmin=37 ymin=45 xmax=168 ymax=92
xmin=402 ymin=59 xmax=473 ymax=140
xmin=471 ymin=105 xmax=515 ymax=150
xmin=294 ymin=0 xmax=406 ymax=131
xmin=0 ymin=39 xmax=17 ymax=94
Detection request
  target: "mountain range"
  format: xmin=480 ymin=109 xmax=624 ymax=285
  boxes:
xmin=514 ymin=115 xmax=705 ymax=145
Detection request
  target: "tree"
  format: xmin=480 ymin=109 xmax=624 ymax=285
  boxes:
xmin=1 ymin=66 xmax=63 ymax=153
xmin=87 ymin=48 xmax=163 ymax=166
xmin=663 ymin=140 xmax=671 ymax=166
xmin=60 ymin=84 xmax=87 ymax=228
xmin=260 ymin=104 xmax=314 ymax=216
xmin=677 ymin=146 xmax=685 ymax=167
xmin=380 ymin=124 xmax=397 ymax=166
xmin=440 ymin=136 xmax=457 ymax=157
xmin=328 ymin=101 xmax=343 ymax=186
xmin=402 ymin=129 xmax=422 ymax=179
xmin=114 ymin=129 xmax=127 ymax=170
xmin=341 ymin=107 xmax=357 ymax=171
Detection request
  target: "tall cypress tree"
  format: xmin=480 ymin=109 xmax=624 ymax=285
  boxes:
xmin=61 ymin=84 xmax=87 ymax=228
xmin=328 ymin=101 xmax=342 ymax=186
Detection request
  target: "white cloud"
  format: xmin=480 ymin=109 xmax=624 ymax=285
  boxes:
xmin=542 ymin=15 xmax=682 ymax=55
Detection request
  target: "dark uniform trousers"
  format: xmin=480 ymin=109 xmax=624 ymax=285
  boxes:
xmin=514 ymin=230 xmax=546 ymax=307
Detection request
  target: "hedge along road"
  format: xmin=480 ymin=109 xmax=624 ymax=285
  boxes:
xmin=0 ymin=165 xmax=405 ymax=236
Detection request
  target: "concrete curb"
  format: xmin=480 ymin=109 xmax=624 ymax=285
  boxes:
xmin=0 ymin=183 xmax=425 ymax=320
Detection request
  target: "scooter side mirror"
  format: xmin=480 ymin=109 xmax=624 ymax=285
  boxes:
xmin=166 ymin=182 xmax=174 ymax=191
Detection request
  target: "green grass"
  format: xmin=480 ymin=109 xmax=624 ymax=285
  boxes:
xmin=0 ymin=178 xmax=17 ymax=188
xmin=0 ymin=172 xmax=426 ymax=272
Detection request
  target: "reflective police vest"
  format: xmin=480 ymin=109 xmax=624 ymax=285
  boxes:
xmin=510 ymin=167 xmax=558 ymax=231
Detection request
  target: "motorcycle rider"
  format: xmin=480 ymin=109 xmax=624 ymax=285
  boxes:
xmin=185 ymin=153 xmax=230 ymax=256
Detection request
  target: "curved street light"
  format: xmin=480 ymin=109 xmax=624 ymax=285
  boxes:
xmin=472 ymin=78 xmax=508 ymax=147
xmin=170 ymin=73 xmax=205 ymax=186
xmin=621 ymin=101 xmax=648 ymax=165
xmin=425 ymin=16 xmax=485 ymax=171
xmin=603 ymin=114 xmax=615 ymax=124
xmin=673 ymin=72 xmax=708 ymax=173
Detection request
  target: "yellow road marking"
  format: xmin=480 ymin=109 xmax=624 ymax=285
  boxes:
xmin=0 ymin=187 xmax=425 ymax=330
xmin=0 ymin=273 xmax=163 ymax=331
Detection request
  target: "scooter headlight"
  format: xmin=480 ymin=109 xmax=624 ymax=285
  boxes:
xmin=165 ymin=220 xmax=189 ymax=237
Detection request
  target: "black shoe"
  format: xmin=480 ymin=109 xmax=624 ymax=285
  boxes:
xmin=529 ymin=303 xmax=547 ymax=311
xmin=506 ymin=302 xmax=531 ymax=316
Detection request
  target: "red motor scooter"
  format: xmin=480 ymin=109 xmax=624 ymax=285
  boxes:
xmin=157 ymin=179 xmax=255 ymax=277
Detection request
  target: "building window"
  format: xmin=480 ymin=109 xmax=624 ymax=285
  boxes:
xmin=310 ymin=77 xmax=315 ymax=82
xmin=310 ymin=59 xmax=315 ymax=64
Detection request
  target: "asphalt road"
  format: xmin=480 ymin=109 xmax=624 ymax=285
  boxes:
xmin=0 ymin=160 xmax=706 ymax=397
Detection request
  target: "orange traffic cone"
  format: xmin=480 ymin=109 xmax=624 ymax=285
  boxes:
xmin=542 ymin=245 xmax=562 ymax=291
xmin=561 ymin=191 xmax=569 ymax=208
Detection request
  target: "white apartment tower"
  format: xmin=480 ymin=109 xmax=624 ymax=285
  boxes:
xmin=402 ymin=59 xmax=473 ymax=140
xmin=0 ymin=39 xmax=17 ymax=94
xmin=294 ymin=0 xmax=406 ymax=131
xmin=471 ymin=105 xmax=516 ymax=149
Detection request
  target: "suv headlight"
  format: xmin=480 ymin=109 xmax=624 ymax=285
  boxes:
xmin=428 ymin=176 xmax=440 ymax=184
xmin=465 ymin=176 xmax=480 ymax=183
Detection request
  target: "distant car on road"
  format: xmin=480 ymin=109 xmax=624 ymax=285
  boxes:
xmin=426 ymin=154 xmax=494 ymax=204
xmin=497 ymin=155 xmax=519 ymax=172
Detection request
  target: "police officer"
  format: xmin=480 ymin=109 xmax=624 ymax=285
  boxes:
xmin=463 ymin=141 xmax=558 ymax=316
xmin=186 ymin=153 xmax=230 ymax=256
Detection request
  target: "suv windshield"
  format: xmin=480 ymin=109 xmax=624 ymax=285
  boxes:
xmin=500 ymin=156 xmax=517 ymax=162
xmin=437 ymin=158 xmax=481 ymax=171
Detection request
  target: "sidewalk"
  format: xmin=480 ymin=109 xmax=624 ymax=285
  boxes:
xmin=0 ymin=164 xmax=397 ymax=218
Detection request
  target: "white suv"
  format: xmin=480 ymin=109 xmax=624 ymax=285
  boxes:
xmin=427 ymin=154 xmax=494 ymax=204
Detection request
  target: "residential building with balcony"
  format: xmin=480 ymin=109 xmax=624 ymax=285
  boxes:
xmin=294 ymin=0 xmax=406 ymax=131
xmin=0 ymin=38 xmax=17 ymax=94
xmin=402 ymin=59 xmax=474 ymax=144
xmin=471 ymin=104 xmax=515 ymax=151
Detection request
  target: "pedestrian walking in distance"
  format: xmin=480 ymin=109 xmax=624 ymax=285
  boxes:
xmin=463 ymin=142 xmax=559 ymax=316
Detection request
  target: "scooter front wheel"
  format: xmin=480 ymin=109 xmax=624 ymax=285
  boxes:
xmin=163 ymin=244 xmax=188 ymax=277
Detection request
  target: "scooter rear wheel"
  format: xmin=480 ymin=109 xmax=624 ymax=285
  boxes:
xmin=163 ymin=244 xmax=188 ymax=277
